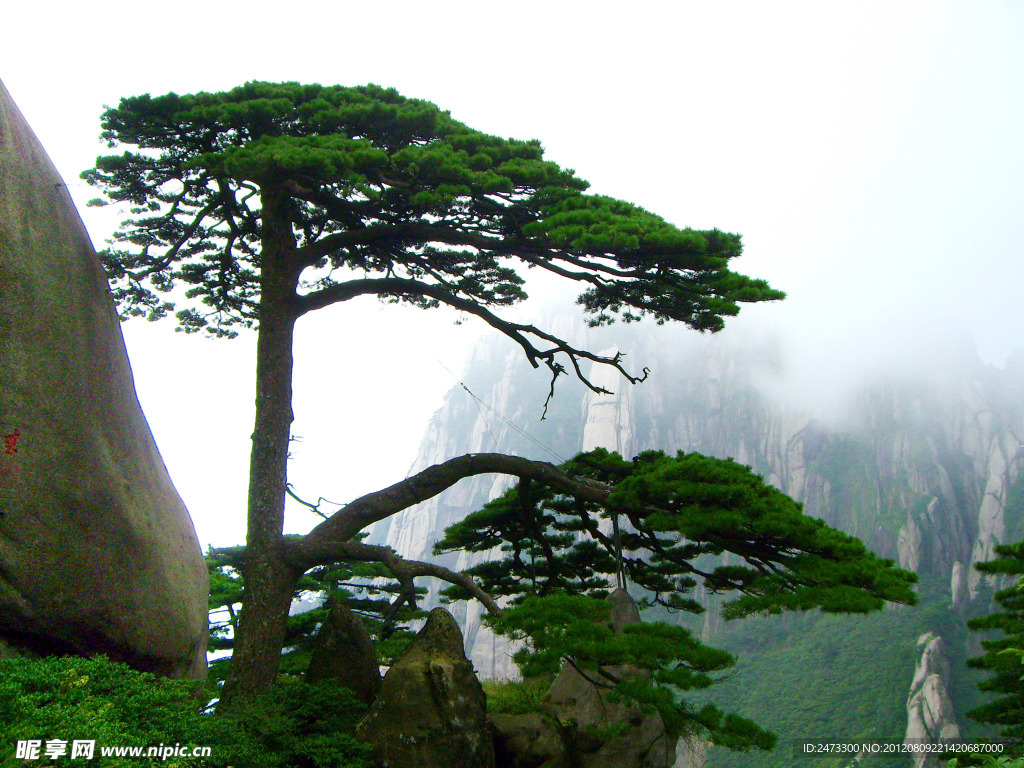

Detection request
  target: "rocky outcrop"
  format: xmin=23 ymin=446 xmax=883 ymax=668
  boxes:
xmin=490 ymin=712 xmax=565 ymax=768
xmin=305 ymin=599 xmax=382 ymax=704
xmin=356 ymin=607 xmax=494 ymax=768
xmin=488 ymin=590 xmax=677 ymax=768
xmin=672 ymin=739 xmax=707 ymax=768
xmin=951 ymin=561 xmax=969 ymax=613
xmin=540 ymin=589 xmax=677 ymax=768
xmin=904 ymin=633 xmax=961 ymax=768
xmin=0 ymin=79 xmax=208 ymax=677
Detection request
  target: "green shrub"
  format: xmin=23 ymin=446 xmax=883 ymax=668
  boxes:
xmin=0 ymin=655 xmax=370 ymax=767
xmin=223 ymin=678 xmax=372 ymax=768
xmin=0 ymin=654 xmax=224 ymax=767
xmin=481 ymin=677 xmax=550 ymax=715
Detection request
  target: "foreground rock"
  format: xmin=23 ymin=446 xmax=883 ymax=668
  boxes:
xmin=904 ymin=633 xmax=961 ymax=768
xmin=0 ymin=79 xmax=208 ymax=677
xmin=305 ymin=599 xmax=382 ymax=704
xmin=543 ymin=589 xmax=676 ymax=768
xmin=490 ymin=590 xmax=677 ymax=768
xmin=490 ymin=711 xmax=565 ymax=768
xmin=356 ymin=607 xmax=494 ymax=768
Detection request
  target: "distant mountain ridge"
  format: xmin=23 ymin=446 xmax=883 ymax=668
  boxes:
xmin=369 ymin=317 xmax=1024 ymax=766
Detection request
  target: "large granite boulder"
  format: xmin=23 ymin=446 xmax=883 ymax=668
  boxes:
xmin=540 ymin=589 xmax=677 ymax=768
xmin=305 ymin=599 xmax=382 ymax=704
xmin=356 ymin=607 xmax=494 ymax=768
xmin=0 ymin=78 xmax=208 ymax=678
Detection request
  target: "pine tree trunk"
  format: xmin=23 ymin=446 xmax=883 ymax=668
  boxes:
xmin=219 ymin=187 xmax=302 ymax=708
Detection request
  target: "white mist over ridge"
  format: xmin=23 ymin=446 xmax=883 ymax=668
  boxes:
xmin=369 ymin=305 xmax=1024 ymax=682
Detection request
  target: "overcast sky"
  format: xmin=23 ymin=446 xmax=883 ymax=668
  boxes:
xmin=2 ymin=1 xmax=1022 ymax=549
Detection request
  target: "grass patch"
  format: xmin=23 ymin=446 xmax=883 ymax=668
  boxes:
xmin=482 ymin=677 xmax=550 ymax=715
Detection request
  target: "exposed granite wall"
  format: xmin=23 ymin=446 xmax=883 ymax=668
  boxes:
xmin=0 ymin=79 xmax=208 ymax=677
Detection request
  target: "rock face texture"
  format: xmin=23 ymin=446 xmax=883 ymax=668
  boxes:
xmin=0 ymin=79 xmax=208 ymax=677
xmin=490 ymin=712 xmax=565 ymax=768
xmin=304 ymin=599 xmax=382 ymax=704
xmin=356 ymin=607 xmax=494 ymax=768
xmin=489 ymin=590 xmax=677 ymax=768
xmin=904 ymin=633 xmax=961 ymax=768
xmin=541 ymin=589 xmax=677 ymax=768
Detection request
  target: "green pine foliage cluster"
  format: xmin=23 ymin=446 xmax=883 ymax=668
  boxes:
xmin=436 ymin=448 xmax=916 ymax=616
xmin=487 ymin=591 xmax=776 ymax=750
xmin=966 ymin=542 xmax=1024 ymax=750
xmin=435 ymin=448 xmax=917 ymax=752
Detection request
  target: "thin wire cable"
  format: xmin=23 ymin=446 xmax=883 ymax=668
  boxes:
xmin=436 ymin=359 xmax=568 ymax=464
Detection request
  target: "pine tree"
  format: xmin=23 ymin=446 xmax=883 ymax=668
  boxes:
xmin=967 ymin=541 xmax=1024 ymax=751
xmin=83 ymin=80 xmax=787 ymax=706
xmin=436 ymin=449 xmax=917 ymax=750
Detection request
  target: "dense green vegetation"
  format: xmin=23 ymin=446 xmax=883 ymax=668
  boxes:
xmin=700 ymin=609 xmax=923 ymax=767
xmin=435 ymin=447 xmax=916 ymax=751
xmin=693 ymin=575 xmax=994 ymax=768
xmin=0 ymin=655 xmax=371 ymax=767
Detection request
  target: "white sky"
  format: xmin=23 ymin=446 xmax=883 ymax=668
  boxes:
xmin=2 ymin=1 xmax=1022 ymax=550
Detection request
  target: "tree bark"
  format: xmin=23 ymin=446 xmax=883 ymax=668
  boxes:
xmin=219 ymin=185 xmax=302 ymax=708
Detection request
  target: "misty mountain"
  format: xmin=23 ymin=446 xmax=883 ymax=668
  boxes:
xmin=368 ymin=316 xmax=1024 ymax=767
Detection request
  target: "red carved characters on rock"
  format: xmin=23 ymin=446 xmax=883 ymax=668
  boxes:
xmin=3 ymin=428 xmax=20 ymax=456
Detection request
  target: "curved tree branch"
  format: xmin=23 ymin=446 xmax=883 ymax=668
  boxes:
xmin=293 ymin=452 xmax=613 ymax=554
xmin=284 ymin=538 xmax=504 ymax=616
xmin=296 ymin=276 xmax=649 ymax=411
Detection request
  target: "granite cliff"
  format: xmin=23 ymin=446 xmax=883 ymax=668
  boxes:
xmin=369 ymin=317 xmax=1023 ymax=765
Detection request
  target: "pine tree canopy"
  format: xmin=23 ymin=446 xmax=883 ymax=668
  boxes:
xmin=83 ymin=81 xmax=783 ymax=395
xmin=967 ymin=541 xmax=1024 ymax=748
xmin=434 ymin=449 xmax=918 ymax=616
xmin=436 ymin=449 xmax=915 ymax=749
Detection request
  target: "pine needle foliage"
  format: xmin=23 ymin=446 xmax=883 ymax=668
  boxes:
xmin=967 ymin=541 xmax=1024 ymax=751
xmin=435 ymin=449 xmax=916 ymax=751
xmin=435 ymin=449 xmax=917 ymax=615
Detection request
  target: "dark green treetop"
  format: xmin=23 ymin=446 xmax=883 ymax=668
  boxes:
xmin=967 ymin=540 xmax=1024 ymax=752
xmin=435 ymin=449 xmax=917 ymax=749
xmin=83 ymin=80 xmax=782 ymax=396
